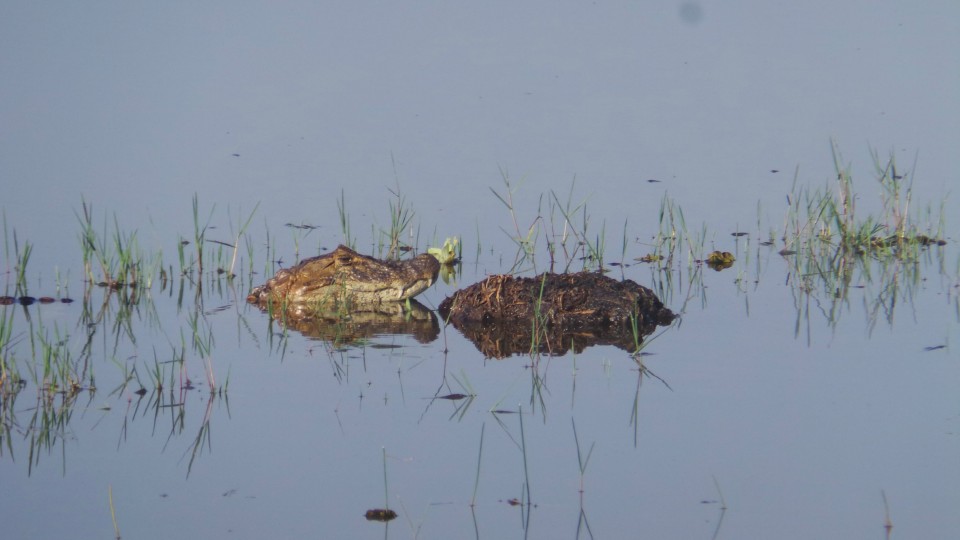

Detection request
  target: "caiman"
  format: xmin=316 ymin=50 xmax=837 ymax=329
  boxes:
xmin=247 ymin=245 xmax=440 ymax=316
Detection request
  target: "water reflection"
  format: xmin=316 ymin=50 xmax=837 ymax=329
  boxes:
xmin=0 ymin=264 xmax=238 ymax=476
xmin=781 ymin=241 xmax=949 ymax=343
xmin=2 ymin=389 xmax=89 ymax=476
xmin=119 ymin=387 xmax=227 ymax=478
xmin=442 ymin=317 xmax=663 ymax=358
xmin=260 ymin=300 xmax=440 ymax=347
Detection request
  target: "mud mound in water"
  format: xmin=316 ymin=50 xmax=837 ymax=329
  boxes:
xmin=438 ymin=272 xmax=674 ymax=357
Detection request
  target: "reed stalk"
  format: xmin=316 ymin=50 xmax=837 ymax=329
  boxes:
xmin=337 ymin=189 xmax=353 ymax=249
xmin=108 ymin=484 xmax=121 ymax=540
xmin=382 ymin=446 xmax=390 ymax=510
xmin=518 ymin=404 xmax=532 ymax=506
xmin=226 ymin=201 xmax=259 ymax=279
xmin=471 ymin=422 xmax=485 ymax=507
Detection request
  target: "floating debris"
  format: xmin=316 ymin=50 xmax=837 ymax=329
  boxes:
xmin=1 ymin=295 xmax=74 ymax=306
xmin=705 ymin=251 xmax=735 ymax=270
xmin=870 ymin=234 xmax=946 ymax=248
xmin=428 ymin=237 xmax=459 ymax=265
xmin=285 ymin=222 xmax=319 ymax=230
xmin=364 ymin=509 xmax=397 ymax=522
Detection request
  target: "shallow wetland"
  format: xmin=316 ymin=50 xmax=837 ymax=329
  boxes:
xmin=2 ymin=155 xmax=958 ymax=538
xmin=2 ymin=3 xmax=959 ymax=538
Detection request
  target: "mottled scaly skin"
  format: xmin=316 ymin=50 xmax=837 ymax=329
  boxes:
xmin=247 ymin=245 xmax=439 ymax=313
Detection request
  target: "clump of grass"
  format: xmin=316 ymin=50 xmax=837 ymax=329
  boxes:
xmin=0 ymin=214 xmax=18 ymax=391
xmin=76 ymin=198 xmax=103 ymax=285
xmin=1 ymin=196 xmax=262 ymax=478
xmin=76 ymin=199 xmax=154 ymax=290
xmin=35 ymin=322 xmax=82 ymax=396
xmin=0 ymin=307 xmax=21 ymax=394
xmin=173 ymin=197 xmax=260 ymax=284
xmin=769 ymin=142 xmax=948 ymax=334
xmin=644 ymin=191 xmax=707 ymax=270
xmin=223 ymin=202 xmax=259 ymax=279
xmin=490 ymin=174 xmax=611 ymax=274
xmin=781 ymin=142 xmax=945 ymax=260
xmin=490 ymin=170 xmax=541 ymax=271
xmin=548 ymin=185 xmax=605 ymax=271
xmin=630 ymin=191 xmax=710 ymax=312
xmin=381 ymin=185 xmax=416 ymax=259
xmin=338 ymin=185 xmax=418 ymax=258
xmin=10 ymin=232 xmax=32 ymax=297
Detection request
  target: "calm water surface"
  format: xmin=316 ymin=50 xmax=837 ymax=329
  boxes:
xmin=2 ymin=2 xmax=958 ymax=539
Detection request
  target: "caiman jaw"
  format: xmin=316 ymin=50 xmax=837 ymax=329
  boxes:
xmin=400 ymin=275 xmax=434 ymax=300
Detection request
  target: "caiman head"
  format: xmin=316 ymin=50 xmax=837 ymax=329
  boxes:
xmin=391 ymin=253 xmax=441 ymax=300
xmin=247 ymin=245 xmax=441 ymax=310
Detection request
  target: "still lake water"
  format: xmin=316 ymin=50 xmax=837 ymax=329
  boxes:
xmin=2 ymin=2 xmax=958 ymax=538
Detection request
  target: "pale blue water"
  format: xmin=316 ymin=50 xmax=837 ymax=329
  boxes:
xmin=2 ymin=2 xmax=958 ymax=538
